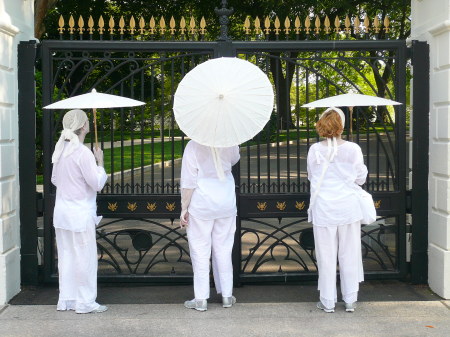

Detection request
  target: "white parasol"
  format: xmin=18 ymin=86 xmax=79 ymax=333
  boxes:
xmin=173 ymin=57 xmax=274 ymax=148
xmin=43 ymin=89 xmax=145 ymax=148
xmin=301 ymin=93 xmax=402 ymax=137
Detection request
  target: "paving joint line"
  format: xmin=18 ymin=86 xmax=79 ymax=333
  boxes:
xmin=440 ymin=300 xmax=450 ymax=310
xmin=0 ymin=305 xmax=9 ymax=315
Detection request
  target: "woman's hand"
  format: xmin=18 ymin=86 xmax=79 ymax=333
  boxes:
xmin=93 ymin=147 xmax=104 ymax=167
xmin=180 ymin=209 xmax=189 ymax=228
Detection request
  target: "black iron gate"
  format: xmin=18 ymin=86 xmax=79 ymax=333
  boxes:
xmin=18 ymin=8 xmax=429 ymax=284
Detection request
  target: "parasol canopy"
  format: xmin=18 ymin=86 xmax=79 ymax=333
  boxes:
xmin=301 ymin=93 xmax=402 ymax=108
xmin=43 ymin=89 xmax=145 ymax=109
xmin=43 ymin=89 xmax=145 ymax=148
xmin=173 ymin=57 xmax=274 ymax=148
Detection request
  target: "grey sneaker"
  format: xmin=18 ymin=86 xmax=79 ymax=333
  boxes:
xmin=345 ymin=302 xmax=356 ymax=312
xmin=222 ymin=296 xmax=236 ymax=308
xmin=316 ymin=301 xmax=335 ymax=313
xmin=184 ymin=299 xmax=207 ymax=312
xmin=77 ymin=305 xmax=108 ymax=314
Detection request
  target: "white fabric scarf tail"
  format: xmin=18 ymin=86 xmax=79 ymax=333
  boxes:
xmin=210 ymin=147 xmax=225 ymax=181
xmin=52 ymin=129 xmax=80 ymax=163
xmin=325 ymin=137 xmax=338 ymax=162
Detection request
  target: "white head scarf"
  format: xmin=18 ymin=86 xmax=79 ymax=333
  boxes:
xmin=318 ymin=107 xmax=345 ymax=162
xmin=51 ymin=109 xmax=88 ymax=163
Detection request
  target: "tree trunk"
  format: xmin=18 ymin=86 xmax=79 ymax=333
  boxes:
xmin=369 ymin=50 xmax=395 ymax=123
xmin=269 ymin=52 xmax=298 ymax=131
xmin=34 ymin=0 xmax=58 ymax=39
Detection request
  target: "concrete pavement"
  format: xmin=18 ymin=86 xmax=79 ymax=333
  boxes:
xmin=2 ymin=281 xmax=449 ymax=337
xmin=0 ymin=301 xmax=449 ymax=337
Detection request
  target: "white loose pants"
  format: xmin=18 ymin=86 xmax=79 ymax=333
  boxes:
xmin=55 ymin=223 xmax=101 ymax=313
xmin=187 ymin=215 xmax=236 ymax=300
xmin=313 ymin=221 xmax=364 ymax=309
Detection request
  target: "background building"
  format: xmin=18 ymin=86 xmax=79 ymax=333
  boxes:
xmin=411 ymin=0 xmax=450 ymax=299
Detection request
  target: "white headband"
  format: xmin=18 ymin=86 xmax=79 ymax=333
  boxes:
xmin=319 ymin=106 xmax=345 ymax=128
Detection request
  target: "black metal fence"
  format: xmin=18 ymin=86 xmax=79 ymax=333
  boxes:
xmin=17 ymin=3 xmax=428 ymax=285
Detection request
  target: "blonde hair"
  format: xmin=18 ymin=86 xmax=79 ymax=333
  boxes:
xmin=315 ymin=109 xmax=344 ymax=138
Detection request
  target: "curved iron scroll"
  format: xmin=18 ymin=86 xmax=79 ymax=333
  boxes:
xmin=241 ymin=217 xmax=397 ymax=274
xmin=96 ymin=218 xmax=192 ymax=275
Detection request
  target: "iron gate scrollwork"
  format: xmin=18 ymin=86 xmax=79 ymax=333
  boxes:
xmin=234 ymin=42 xmax=407 ymax=282
xmin=37 ymin=9 xmax=409 ymax=283
xmin=41 ymin=43 xmax=217 ymax=282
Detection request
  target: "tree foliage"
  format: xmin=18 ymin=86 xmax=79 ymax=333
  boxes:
xmin=34 ymin=0 xmax=411 ymax=175
xmin=38 ymin=0 xmax=410 ymax=41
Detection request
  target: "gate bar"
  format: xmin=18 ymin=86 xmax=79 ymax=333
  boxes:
xmin=411 ymin=40 xmax=429 ymax=284
xmin=18 ymin=40 xmax=39 ymax=285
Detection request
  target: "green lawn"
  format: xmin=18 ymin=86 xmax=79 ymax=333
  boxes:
xmin=92 ymin=129 xmax=184 ymax=143
xmin=36 ymin=140 xmax=184 ymax=184
xmin=102 ymin=140 xmax=184 ymax=174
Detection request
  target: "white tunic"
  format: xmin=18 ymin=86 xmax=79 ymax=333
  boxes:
xmin=180 ymin=141 xmax=240 ymax=220
xmin=307 ymin=141 xmax=368 ymax=227
xmin=51 ymin=143 xmax=107 ymax=232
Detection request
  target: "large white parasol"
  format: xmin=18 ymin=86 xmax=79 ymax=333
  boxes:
xmin=173 ymin=57 xmax=274 ymax=148
xmin=43 ymin=89 xmax=145 ymax=148
xmin=302 ymin=93 xmax=402 ymax=137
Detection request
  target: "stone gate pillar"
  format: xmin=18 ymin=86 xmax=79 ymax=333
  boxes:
xmin=0 ymin=0 xmax=34 ymax=304
xmin=412 ymin=0 xmax=450 ymax=299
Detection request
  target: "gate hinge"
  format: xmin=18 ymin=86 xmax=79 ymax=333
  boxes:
xmin=406 ymin=190 xmax=412 ymax=213
xmin=36 ymin=192 xmax=44 ymax=216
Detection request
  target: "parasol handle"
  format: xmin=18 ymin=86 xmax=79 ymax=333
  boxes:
xmin=93 ymin=108 xmax=99 ymax=149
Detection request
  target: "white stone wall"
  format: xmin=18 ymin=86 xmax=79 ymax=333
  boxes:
xmin=0 ymin=0 xmax=34 ymax=304
xmin=412 ymin=0 xmax=450 ymax=299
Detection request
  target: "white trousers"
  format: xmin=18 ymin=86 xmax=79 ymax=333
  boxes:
xmin=55 ymin=224 xmax=100 ymax=313
xmin=187 ymin=215 xmax=236 ymax=300
xmin=313 ymin=221 xmax=364 ymax=309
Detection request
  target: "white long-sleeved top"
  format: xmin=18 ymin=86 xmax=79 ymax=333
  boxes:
xmin=180 ymin=140 xmax=240 ymax=220
xmin=51 ymin=142 xmax=107 ymax=232
xmin=307 ymin=141 xmax=368 ymax=227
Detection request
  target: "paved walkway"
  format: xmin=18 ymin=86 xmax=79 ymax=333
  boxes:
xmin=1 ymin=301 xmax=449 ymax=337
xmin=100 ymin=134 xmax=394 ymax=190
xmin=2 ymin=282 xmax=449 ymax=337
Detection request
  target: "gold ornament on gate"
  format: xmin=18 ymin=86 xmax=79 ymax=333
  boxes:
xmin=127 ymin=202 xmax=138 ymax=212
xmin=276 ymin=201 xmax=286 ymax=211
xmin=107 ymin=202 xmax=118 ymax=212
xmin=374 ymin=200 xmax=381 ymax=209
xmin=295 ymin=201 xmax=306 ymax=211
xmin=166 ymin=202 xmax=176 ymax=211
xmin=257 ymin=202 xmax=267 ymax=211
xmin=146 ymin=202 xmax=157 ymax=212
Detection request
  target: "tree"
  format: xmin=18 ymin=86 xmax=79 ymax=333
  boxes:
xmin=35 ymin=0 xmax=410 ymax=148
xmin=35 ymin=0 xmax=58 ymax=38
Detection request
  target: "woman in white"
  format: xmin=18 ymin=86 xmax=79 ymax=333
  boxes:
xmin=307 ymin=107 xmax=367 ymax=313
xmin=180 ymin=140 xmax=240 ymax=311
xmin=51 ymin=109 xmax=108 ymax=314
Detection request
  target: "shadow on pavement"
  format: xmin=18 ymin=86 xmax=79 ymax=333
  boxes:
xmin=9 ymin=280 xmax=441 ymax=305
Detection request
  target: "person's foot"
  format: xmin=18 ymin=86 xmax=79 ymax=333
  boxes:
xmin=184 ymin=299 xmax=207 ymax=311
xmin=316 ymin=301 xmax=334 ymax=313
xmin=222 ymin=296 xmax=236 ymax=308
xmin=345 ymin=302 xmax=356 ymax=312
xmin=77 ymin=305 xmax=108 ymax=314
